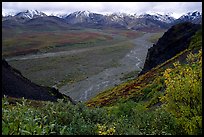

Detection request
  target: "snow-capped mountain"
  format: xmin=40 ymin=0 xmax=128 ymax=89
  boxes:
xmin=138 ymin=13 xmax=175 ymax=24
xmin=75 ymin=10 xmax=91 ymax=17
xmin=151 ymin=13 xmax=175 ymax=23
xmin=178 ymin=11 xmax=201 ymax=21
xmin=15 ymin=10 xmax=47 ymax=19
xmin=103 ymin=12 xmax=136 ymax=29
xmin=66 ymin=10 xmax=92 ymax=18
xmin=179 ymin=11 xmax=201 ymax=20
xmin=2 ymin=10 xmax=202 ymax=30
xmin=65 ymin=10 xmax=105 ymax=25
xmin=174 ymin=11 xmax=202 ymax=24
xmin=107 ymin=13 xmax=125 ymax=22
xmin=64 ymin=10 xmax=91 ymax=24
xmin=106 ymin=12 xmax=135 ymax=22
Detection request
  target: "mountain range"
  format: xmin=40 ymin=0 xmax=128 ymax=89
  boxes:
xmin=2 ymin=10 xmax=202 ymax=31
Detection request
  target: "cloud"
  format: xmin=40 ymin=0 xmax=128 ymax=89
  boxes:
xmin=2 ymin=2 xmax=202 ymax=18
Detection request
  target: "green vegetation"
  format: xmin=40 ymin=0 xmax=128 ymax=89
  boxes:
xmin=2 ymin=28 xmax=141 ymax=57
xmin=55 ymin=73 xmax=87 ymax=88
xmin=147 ymin=32 xmax=165 ymax=43
xmin=120 ymin=70 xmax=140 ymax=81
xmin=2 ymin=27 xmax=202 ymax=135
xmin=8 ymin=41 xmax=133 ymax=87
xmin=5 ymin=28 xmax=139 ymax=88
xmin=2 ymin=96 xmax=177 ymax=135
xmin=188 ymin=28 xmax=202 ymax=50
xmin=85 ymin=29 xmax=202 ymax=135
xmin=161 ymin=49 xmax=202 ymax=135
xmin=2 ymin=97 xmax=105 ymax=135
xmin=3 ymin=48 xmax=202 ymax=135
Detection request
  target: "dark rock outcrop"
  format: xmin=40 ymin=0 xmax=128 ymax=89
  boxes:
xmin=2 ymin=59 xmax=76 ymax=104
xmin=139 ymin=22 xmax=201 ymax=76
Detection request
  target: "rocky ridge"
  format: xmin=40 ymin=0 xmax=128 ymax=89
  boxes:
xmin=139 ymin=22 xmax=201 ymax=76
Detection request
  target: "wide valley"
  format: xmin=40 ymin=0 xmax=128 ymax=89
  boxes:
xmin=4 ymin=28 xmax=165 ymax=102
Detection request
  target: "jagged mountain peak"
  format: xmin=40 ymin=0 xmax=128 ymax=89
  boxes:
xmin=71 ymin=10 xmax=92 ymax=17
xmin=15 ymin=9 xmax=47 ymax=19
xmin=179 ymin=11 xmax=202 ymax=20
xmin=25 ymin=10 xmax=40 ymax=14
xmin=137 ymin=12 xmax=175 ymax=23
xmin=187 ymin=11 xmax=201 ymax=16
xmin=64 ymin=10 xmax=98 ymax=24
xmin=176 ymin=11 xmax=202 ymax=24
xmin=106 ymin=12 xmax=128 ymax=22
xmin=153 ymin=13 xmax=175 ymax=23
xmin=2 ymin=10 xmax=202 ymax=30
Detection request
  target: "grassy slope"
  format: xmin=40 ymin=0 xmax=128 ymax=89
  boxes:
xmin=2 ymin=30 xmax=113 ymax=57
xmin=2 ymin=28 xmax=142 ymax=57
xmin=86 ymin=49 xmax=189 ymax=107
xmin=86 ymin=28 xmax=202 ymax=107
xmin=2 ymin=28 xmax=202 ymax=135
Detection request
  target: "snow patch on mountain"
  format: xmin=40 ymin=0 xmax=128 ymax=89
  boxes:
xmin=106 ymin=12 xmax=135 ymax=22
xmin=137 ymin=12 xmax=175 ymax=23
xmin=179 ymin=11 xmax=202 ymax=20
xmin=15 ymin=10 xmax=47 ymax=19
xmin=71 ymin=10 xmax=92 ymax=18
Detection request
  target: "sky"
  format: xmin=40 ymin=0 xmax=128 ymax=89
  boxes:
xmin=2 ymin=2 xmax=202 ymax=19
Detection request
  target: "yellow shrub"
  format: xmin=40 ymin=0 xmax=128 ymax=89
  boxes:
xmin=161 ymin=49 xmax=202 ymax=135
xmin=97 ymin=123 xmax=116 ymax=135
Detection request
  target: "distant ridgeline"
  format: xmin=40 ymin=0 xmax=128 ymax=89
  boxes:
xmin=2 ymin=59 xmax=76 ymax=104
xmin=139 ymin=22 xmax=201 ymax=76
xmin=2 ymin=10 xmax=202 ymax=31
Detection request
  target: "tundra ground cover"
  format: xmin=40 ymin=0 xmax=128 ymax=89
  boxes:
xmin=5 ymin=28 xmax=142 ymax=87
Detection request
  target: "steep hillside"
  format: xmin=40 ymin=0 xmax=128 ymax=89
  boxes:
xmin=139 ymin=22 xmax=201 ymax=75
xmin=86 ymin=22 xmax=202 ymax=107
xmin=2 ymin=59 xmax=75 ymax=104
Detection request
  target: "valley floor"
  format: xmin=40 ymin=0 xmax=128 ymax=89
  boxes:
xmin=5 ymin=32 xmax=162 ymax=102
xmin=60 ymin=33 xmax=157 ymax=102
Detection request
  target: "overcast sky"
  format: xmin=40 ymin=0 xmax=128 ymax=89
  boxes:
xmin=2 ymin=2 xmax=202 ymax=18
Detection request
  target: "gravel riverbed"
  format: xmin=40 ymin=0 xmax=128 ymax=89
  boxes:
xmin=59 ymin=33 xmax=155 ymax=102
